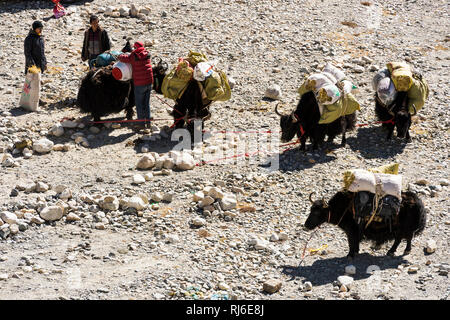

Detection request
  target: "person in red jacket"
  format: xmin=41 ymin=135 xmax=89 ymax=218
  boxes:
xmin=118 ymin=41 xmax=154 ymax=130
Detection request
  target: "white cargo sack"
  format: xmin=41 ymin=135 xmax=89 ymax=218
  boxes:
xmin=372 ymin=68 xmax=390 ymax=91
xmin=376 ymin=77 xmax=397 ymax=106
xmin=193 ymin=62 xmax=214 ymax=81
xmin=323 ymin=63 xmax=346 ymax=82
xmin=374 ymin=173 xmax=402 ymax=200
xmin=343 ymin=169 xmax=402 ymax=200
xmin=344 ymin=169 xmax=377 ymax=194
xmin=316 ymin=83 xmax=341 ymax=105
xmin=112 ymin=61 xmax=133 ymax=81
xmin=19 ymin=71 xmax=41 ymax=111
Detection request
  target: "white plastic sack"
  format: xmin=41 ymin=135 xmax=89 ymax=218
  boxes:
xmin=193 ymin=62 xmax=214 ymax=81
xmin=19 ymin=72 xmax=41 ymax=112
xmin=372 ymin=68 xmax=390 ymax=91
xmin=374 ymin=173 xmax=402 ymax=200
xmin=316 ymin=83 xmax=341 ymax=105
xmin=346 ymin=169 xmax=377 ymax=194
xmin=305 ymin=73 xmax=334 ymax=91
xmin=323 ymin=63 xmax=346 ymax=82
xmin=321 ymin=71 xmax=337 ymax=84
xmin=377 ymin=77 xmax=397 ymax=106
xmin=341 ymin=80 xmax=356 ymax=95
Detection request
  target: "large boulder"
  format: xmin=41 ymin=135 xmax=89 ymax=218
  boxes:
xmin=175 ymin=152 xmax=196 ymax=170
xmin=136 ymin=155 xmax=155 ymax=170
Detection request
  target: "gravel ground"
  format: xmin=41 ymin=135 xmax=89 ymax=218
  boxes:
xmin=0 ymin=0 xmax=449 ymax=300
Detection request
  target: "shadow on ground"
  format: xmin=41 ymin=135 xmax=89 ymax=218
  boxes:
xmin=347 ymin=126 xmax=407 ymax=159
xmin=280 ymin=253 xmax=408 ymax=286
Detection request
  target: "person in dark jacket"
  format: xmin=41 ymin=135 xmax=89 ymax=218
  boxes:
xmin=24 ymin=21 xmax=47 ymax=74
xmin=117 ymin=41 xmax=154 ymax=130
xmin=81 ymin=15 xmax=111 ymax=69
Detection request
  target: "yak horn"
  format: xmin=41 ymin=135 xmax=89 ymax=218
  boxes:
xmin=411 ymin=104 xmax=417 ymax=116
xmin=291 ymin=113 xmax=298 ymax=123
xmin=309 ymin=192 xmax=316 ymax=204
xmin=275 ymin=103 xmax=284 ymax=117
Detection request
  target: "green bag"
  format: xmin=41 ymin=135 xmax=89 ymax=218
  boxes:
xmin=185 ymin=51 xmax=208 ymax=67
xmin=161 ymin=68 xmax=190 ymax=100
xmin=407 ymin=74 xmax=429 ymax=114
xmin=204 ymin=70 xmax=231 ymax=102
xmin=318 ymin=93 xmax=360 ymax=124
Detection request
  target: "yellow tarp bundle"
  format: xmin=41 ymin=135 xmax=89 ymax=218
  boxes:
xmin=185 ymin=51 xmax=208 ymax=67
xmin=204 ymin=69 xmax=231 ymax=102
xmin=407 ymin=74 xmax=429 ymax=114
xmin=318 ymin=93 xmax=360 ymax=124
xmin=368 ymin=163 xmax=399 ymax=175
xmin=387 ymin=62 xmax=413 ymax=92
xmin=161 ymin=51 xmax=231 ymax=102
xmin=161 ymin=67 xmax=190 ymax=100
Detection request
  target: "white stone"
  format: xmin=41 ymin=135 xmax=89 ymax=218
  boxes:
xmin=40 ymin=206 xmax=64 ymax=221
xmin=163 ymin=158 xmax=175 ymax=169
xmin=0 ymin=273 xmax=8 ymax=281
xmin=175 ymin=153 xmax=196 ymax=170
xmin=66 ymin=212 xmax=81 ymax=222
xmin=270 ymin=233 xmax=279 ymax=242
xmin=99 ymin=196 xmax=120 ymax=211
xmin=151 ymin=192 xmax=163 ymax=202
xmin=200 ymin=196 xmax=215 ymax=208
xmin=136 ymin=155 xmax=155 ymax=169
xmin=304 ymin=281 xmax=313 ymax=291
xmin=125 ymin=196 xmax=147 ymax=211
xmin=193 ymin=191 xmax=205 ymax=202
xmin=254 ymin=239 xmax=269 ymax=250
xmin=366 ymin=265 xmax=381 ymax=274
xmin=162 ymin=192 xmax=173 ymax=203
xmin=1 ymin=154 xmax=15 ymax=167
xmin=208 ymin=187 xmax=224 ymax=200
xmin=60 ymin=188 xmax=72 ymax=200
xmin=218 ymin=282 xmax=230 ymax=291
xmin=219 ymin=195 xmax=237 ymax=211
xmin=144 ymin=173 xmax=153 ymax=181
xmin=426 ymin=239 xmax=437 ymax=254
xmin=119 ymin=6 xmax=130 ymax=16
xmin=166 ymin=234 xmax=179 ymax=243
xmin=132 ymin=174 xmax=146 ymax=184
xmin=61 ymin=120 xmax=79 ymax=128
xmin=1 ymin=212 xmax=18 ymax=225
xmin=228 ymin=76 xmax=236 ymax=89
xmin=264 ymin=84 xmax=282 ymax=100
xmin=345 ymin=265 xmax=356 ymax=275
xmin=33 ymin=138 xmax=54 ymax=154
xmin=35 ymin=181 xmax=49 ymax=192
xmin=50 ymin=123 xmax=64 ymax=137
xmin=31 ymin=216 xmax=45 ymax=225
xmin=192 ymin=217 xmax=206 ymax=227
xmin=337 ymin=275 xmax=354 ymax=289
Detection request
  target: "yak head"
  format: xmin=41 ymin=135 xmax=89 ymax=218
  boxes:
xmin=151 ymin=56 xmax=169 ymax=94
xmin=275 ymin=103 xmax=299 ymax=142
xmin=393 ymin=92 xmax=416 ymax=139
xmin=121 ymin=40 xmax=133 ymax=53
xmin=304 ymin=192 xmax=329 ymax=230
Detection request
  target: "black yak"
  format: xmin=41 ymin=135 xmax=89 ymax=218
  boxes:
xmin=375 ymin=91 xmax=417 ymax=142
xmin=304 ymin=190 xmax=426 ymax=258
xmin=275 ymin=91 xmax=356 ymax=151
xmin=171 ymin=80 xmax=212 ymax=131
xmin=76 ymin=52 xmax=168 ymax=124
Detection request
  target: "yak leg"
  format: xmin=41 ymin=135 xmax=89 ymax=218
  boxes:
xmin=405 ymin=130 xmax=411 ymax=143
xmin=403 ymin=234 xmax=413 ymax=255
xmin=386 ymin=124 xmax=395 ymax=140
xmin=299 ymin=136 xmax=307 ymax=151
xmin=343 ymin=224 xmax=360 ymax=258
xmin=387 ymin=236 xmax=402 ymax=256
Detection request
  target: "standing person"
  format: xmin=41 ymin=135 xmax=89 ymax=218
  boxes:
xmin=117 ymin=41 xmax=153 ymax=131
xmin=24 ymin=20 xmax=47 ymax=74
xmin=81 ymin=15 xmax=111 ymax=69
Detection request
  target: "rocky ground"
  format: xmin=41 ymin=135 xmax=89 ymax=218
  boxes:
xmin=0 ymin=0 xmax=449 ymax=300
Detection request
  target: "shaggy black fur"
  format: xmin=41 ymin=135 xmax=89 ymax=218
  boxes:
xmin=76 ymin=65 xmax=135 ymax=122
xmin=172 ymin=80 xmax=212 ymax=132
xmin=76 ymin=54 xmax=168 ymax=123
xmin=375 ymin=91 xmax=414 ymax=142
xmin=277 ymin=91 xmax=357 ymax=150
xmin=304 ymin=190 xmax=426 ymax=258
